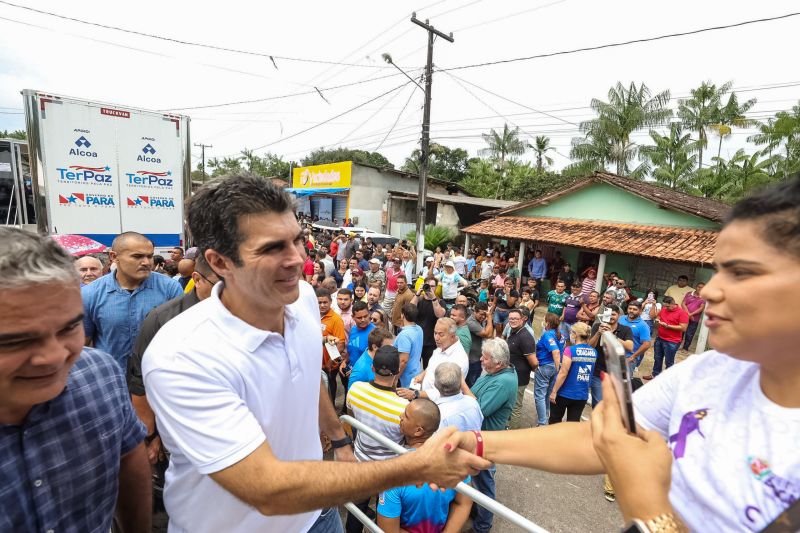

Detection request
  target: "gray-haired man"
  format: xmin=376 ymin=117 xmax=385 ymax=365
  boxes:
xmin=462 ymin=338 xmax=518 ymax=533
xmin=0 ymin=228 xmax=151 ymax=532
xmin=433 ymin=362 xmax=483 ymax=432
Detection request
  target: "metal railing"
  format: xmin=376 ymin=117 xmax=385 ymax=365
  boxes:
xmin=340 ymin=414 xmax=548 ymax=533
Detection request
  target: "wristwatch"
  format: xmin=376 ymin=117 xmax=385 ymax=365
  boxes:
xmin=622 ymin=514 xmax=687 ymax=533
xmin=330 ymin=436 xmax=353 ymax=450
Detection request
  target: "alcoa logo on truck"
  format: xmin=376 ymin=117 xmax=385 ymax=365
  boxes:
xmin=138 ymin=143 xmax=161 ymax=163
xmin=57 ymin=165 xmax=114 ymax=185
xmin=70 ymin=134 xmax=98 ymax=158
xmin=126 ymin=170 xmax=173 ymax=187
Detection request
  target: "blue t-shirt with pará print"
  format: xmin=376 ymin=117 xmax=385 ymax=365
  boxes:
xmin=557 ymin=343 xmax=598 ymax=401
xmin=535 ymin=329 xmax=564 ymax=366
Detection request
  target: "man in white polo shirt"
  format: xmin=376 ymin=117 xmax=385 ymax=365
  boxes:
xmin=143 ymin=175 xmax=489 ymax=533
xmin=398 ymin=317 xmax=469 ymax=402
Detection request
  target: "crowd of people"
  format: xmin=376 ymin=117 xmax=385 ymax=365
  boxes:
xmin=1 ymin=173 xmax=797 ymax=533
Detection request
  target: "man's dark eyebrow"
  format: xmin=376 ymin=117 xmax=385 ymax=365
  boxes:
xmin=0 ymin=313 xmax=83 ymax=343
xmin=714 ymin=259 xmax=764 ymax=269
xmin=256 ymin=231 xmax=305 ymax=253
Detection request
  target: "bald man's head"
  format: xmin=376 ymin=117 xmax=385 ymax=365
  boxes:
xmin=111 ymin=231 xmax=152 ymax=253
xmin=400 ymin=399 xmax=441 ymax=441
xmin=75 ymin=255 xmax=103 ymax=284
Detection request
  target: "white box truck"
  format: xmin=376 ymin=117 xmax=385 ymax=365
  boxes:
xmin=21 ymin=90 xmax=190 ymax=249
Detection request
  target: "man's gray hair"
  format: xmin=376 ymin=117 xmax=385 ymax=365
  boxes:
xmin=482 ymin=338 xmax=510 ymax=366
xmin=437 ymin=317 xmax=457 ymax=334
xmin=0 ymin=228 xmax=80 ymax=289
xmin=434 ymin=362 xmax=462 ymax=397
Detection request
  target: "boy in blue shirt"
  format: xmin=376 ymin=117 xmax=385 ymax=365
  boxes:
xmin=377 ymin=399 xmax=472 ymax=533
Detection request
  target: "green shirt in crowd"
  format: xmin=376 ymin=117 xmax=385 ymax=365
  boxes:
xmin=470 ymin=367 xmax=518 ymax=431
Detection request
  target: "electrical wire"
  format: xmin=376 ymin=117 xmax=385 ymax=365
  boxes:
xmin=223 ymin=81 xmax=412 ymax=155
xmin=376 ymin=84 xmax=421 ymax=150
xmin=442 ymin=11 xmax=800 ymax=72
xmin=0 ymin=0 xmax=393 ymax=68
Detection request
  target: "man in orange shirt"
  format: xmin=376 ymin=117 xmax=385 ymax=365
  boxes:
xmin=318 ymin=288 xmax=346 ymax=401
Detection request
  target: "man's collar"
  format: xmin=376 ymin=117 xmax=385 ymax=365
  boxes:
xmin=437 ymin=392 xmax=464 ymax=404
xmin=109 ymin=270 xmax=149 ymax=293
xmin=370 ymin=381 xmax=396 ymax=392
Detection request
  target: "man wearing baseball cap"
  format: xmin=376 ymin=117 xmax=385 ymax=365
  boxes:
xmin=366 ymin=258 xmax=386 ymax=290
xmin=436 ymin=260 xmax=469 ymax=307
xmin=345 ymin=345 xmax=410 ymax=532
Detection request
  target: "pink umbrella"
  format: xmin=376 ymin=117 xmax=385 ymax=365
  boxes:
xmin=51 ymin=234 xmax=108 ymax=257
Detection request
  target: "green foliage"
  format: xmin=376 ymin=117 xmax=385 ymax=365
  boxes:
xmin=402 ymin=143 xmax=477 ymax=182
xmin=529 ymin=135 xmax=554 ymax=172
xmin=639 ymin=124 xmax=699 ymax=192
xmin=572 ymin=82 xmax=672 ymax=177
xmin=748 ymin=102 xmax=800 ymax=180
xmin=301 ymin=147 xmax=393 ymax=169
xmin=677 ymin=81 xmax=732 ymax=171
xmin=405 ymin=224 xmax=456 ymax=250
xmin=461 ymin=159 xmax=577 ymax=201
xmin=699 ymin=149 xmax=778 ymax=202
xmin=479 ymin=123 xmax=527 ymax=169
xmin=1 ymin=129 xmax=26 ymax=140
xmin=206 ymin=151 xmax=293 ymax=180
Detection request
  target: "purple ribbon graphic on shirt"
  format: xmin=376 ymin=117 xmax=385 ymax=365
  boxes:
xmin=668 ymin=408 xmax=709 ymax=459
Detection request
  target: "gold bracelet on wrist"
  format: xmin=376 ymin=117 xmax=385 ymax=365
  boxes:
xmin=629 ymin=512 xmax=688 ymax=533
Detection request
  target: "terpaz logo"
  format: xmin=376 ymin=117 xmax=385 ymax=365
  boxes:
xmin=70 ymin=136 xmax=98 ymax=157
xmin=58 ymin=192 xmax=115 ymax=207
xmin=57 ymin=165 xmax=113 ymax=185
xmin=126 ymin=170 xmax=173 ymax=187
xmin=126 ymin=195 xmax=175 ymax=208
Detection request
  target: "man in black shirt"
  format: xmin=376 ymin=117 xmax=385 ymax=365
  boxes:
xmin=505 ymin=309 xmax=537 ymax=429
xmin=127 ymin=255 xmax=220 ymax=518
xmin=587 ymin=304 xmax=634 ymax=408
xmin=410 ymin=277 xmax=446 ymax=368
xmin=557 ymin=262 xmax=576 ymax=292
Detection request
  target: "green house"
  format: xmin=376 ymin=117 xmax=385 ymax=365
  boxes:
xmin=463 ymin=172 xmax=730 ymax=300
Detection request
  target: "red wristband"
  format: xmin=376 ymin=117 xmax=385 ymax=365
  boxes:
xmin=470 ymin=430 xmax=484 ymax=458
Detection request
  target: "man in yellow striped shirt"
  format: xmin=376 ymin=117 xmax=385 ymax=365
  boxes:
xmin=345 ymin=345 xmax=409 ymax=533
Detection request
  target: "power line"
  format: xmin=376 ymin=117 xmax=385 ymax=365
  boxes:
xmin=0 ymin=0 xmax=398 ymax=69
xmin=159 ymin=71 xmax=411 ymax=111
xmin=224 ymin=82 xmax=412 ymax=155
xmin=443 ymin=11 xmax=800 ymax=72
xmin=377 ymin=84 xmax=420 ymax=150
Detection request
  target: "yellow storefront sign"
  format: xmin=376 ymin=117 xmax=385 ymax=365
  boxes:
xmin=292 ymin=161 xmax=352 ymax=188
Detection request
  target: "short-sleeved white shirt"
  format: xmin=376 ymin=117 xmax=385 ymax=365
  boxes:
xmin=422 ymin=342 xmax=469 ymax=402
xmin=143 ymin=281 xmax=324 ymax=533
xmin=634 ymin=350 xmax=800 ymax=532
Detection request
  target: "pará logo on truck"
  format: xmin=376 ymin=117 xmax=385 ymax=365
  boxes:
xmin=58 ymin=192 xmax=116 ymax=206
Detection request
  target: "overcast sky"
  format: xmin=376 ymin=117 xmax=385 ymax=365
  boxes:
xmin=1 ymin=0 xmax=798 ymax=171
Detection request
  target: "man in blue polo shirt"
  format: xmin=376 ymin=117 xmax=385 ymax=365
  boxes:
xmin=377 ymin=399 xmax=472 ymax=533
xmin=82 ymin=232 xmax=183 ymax=369
xmin=617 ymin=300 xmax=651 ymax=372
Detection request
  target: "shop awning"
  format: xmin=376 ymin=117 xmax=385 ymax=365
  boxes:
xmin=463 ymin=216 xmax=719 ymax=265
xmin=286 ymin=187 xmax=349 ymax=198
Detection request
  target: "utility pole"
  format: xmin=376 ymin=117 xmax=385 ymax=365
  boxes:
xmin=411 ymin=13 xmax=453 ymax=276
xmin=194 ymin=143 xmax=212 ymax=183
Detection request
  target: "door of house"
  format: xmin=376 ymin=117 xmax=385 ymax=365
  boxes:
xmin=577 ymin=251 xmax=600 ymax=276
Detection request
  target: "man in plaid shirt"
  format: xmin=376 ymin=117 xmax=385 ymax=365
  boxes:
xmin=0 ymin=228 xmax=151 ymax=532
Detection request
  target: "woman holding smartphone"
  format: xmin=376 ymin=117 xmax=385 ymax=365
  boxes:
xmin=443 ymin=179 xmax=800 ymax=533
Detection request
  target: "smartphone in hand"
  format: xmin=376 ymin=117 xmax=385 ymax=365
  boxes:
xmin=601 ymin=331 xmax=637 ymax=434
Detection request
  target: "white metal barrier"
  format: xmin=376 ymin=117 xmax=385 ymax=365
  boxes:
xmin=340 ymin=414 xmax=549 ymax=533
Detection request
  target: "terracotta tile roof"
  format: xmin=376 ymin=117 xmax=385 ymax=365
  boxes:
xmin=463 ymin=216 xmax=718 ymax=265
xmin=491 ymin=172 xmax=731 ymax=222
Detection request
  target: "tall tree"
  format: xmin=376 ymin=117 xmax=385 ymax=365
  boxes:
xmin=529 ymin=135 xmax=555 ymax=172
xmin=574 ymin=82 xmax=672 ymax=177
xmin=748 ymin=102 xmax=800 ymax=180
xmin=705 ymin=149 xmax=776 ymax=202
xmin=402 ymin=143 xmax=476 ymax=182
xmin=301 ymin=147 xmax=393 ymax=168
xmin=709 ymin=93 xmax=757 ymax=162
xmin=479 ymin=123 xmax=527 ymax=170
xmin=639 ymin=124 xmax=698 ymax=191
xmin=677 ymin=81 xmax=731 ymax=172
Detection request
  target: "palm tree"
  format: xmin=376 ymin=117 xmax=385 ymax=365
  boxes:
xmin=529 ymin=135 xmax=554 ymax=172
xmin=576 ymin=82 xmax=672 ymax=177
xmin=639 ymin=124 xmax=699 ymax=191
xmin=707 ymin=149 xmax=776 ymax=201
xmin=479 ymin=124 xmax=527 ymax=169
xmin=677 ymin=81 xmax=731 ymax=172
xmin=748 ymin=103 xmax=800 ymax=179
xmin=709 ymin=93 xmax=758 ymax=163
